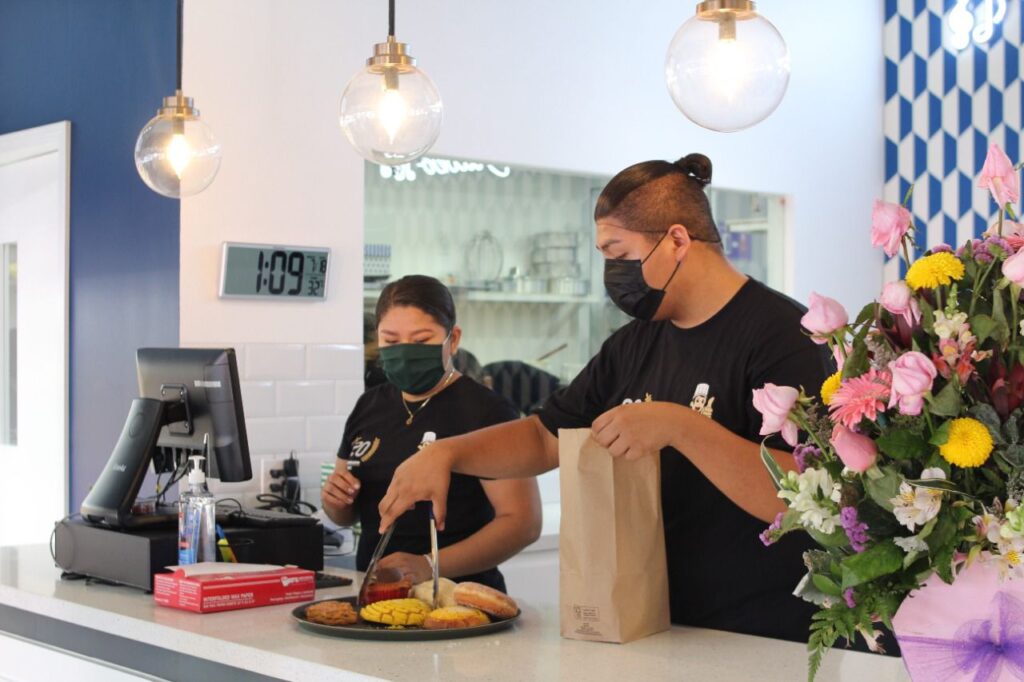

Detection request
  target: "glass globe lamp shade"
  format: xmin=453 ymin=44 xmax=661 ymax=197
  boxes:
xmin=339 ymin=63 xmax=443 ymax=166
xmin=134 ymin=96 xmax=222 ymax=198
xmin=665 ymin=7 xmax=790 ymax=132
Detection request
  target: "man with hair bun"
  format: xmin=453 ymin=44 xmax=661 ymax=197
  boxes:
xmin=378 ymin=155 xmax=831 ymax=642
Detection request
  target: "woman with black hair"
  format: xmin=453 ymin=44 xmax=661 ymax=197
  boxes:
xmin=377 ymin=155 xmax=831 ymax=642
xmin=322 ymin=275 xmax=541 ymax=591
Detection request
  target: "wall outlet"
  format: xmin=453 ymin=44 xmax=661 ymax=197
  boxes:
xmin=259 ymin=457 xmax=287 ymax=494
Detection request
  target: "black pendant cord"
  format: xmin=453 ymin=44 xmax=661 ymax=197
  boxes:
xmin=176 ymin=0 xmax=184 ymax=92
xmin=388 ymin=0 xmax=395 ymax=38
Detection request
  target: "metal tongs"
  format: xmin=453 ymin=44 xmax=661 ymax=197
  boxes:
xmin=357 ymin=524 xmax=395 ymax=609
xmin=428 ymin=504 xmax=440 ymax=609
xmin=356 ymin=504 xmax=440 ymax=610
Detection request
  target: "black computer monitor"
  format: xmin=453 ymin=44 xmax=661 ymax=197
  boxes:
xmin=80 ymin=347 xmax=251 ymax=527
xmin=137 ymin=347 xmax=252 ymax=483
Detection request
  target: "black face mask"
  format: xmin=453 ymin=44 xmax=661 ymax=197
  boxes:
xmin=603 ymin=231 xmax=680 ymax=320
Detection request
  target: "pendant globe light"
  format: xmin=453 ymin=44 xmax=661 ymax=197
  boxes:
xmin=665 ymin=0 xmax=790 ymax=132
xmin=134 ymin=0 xmax=222 ymax=198
xmin=339 ymin=0 xmax=443 ymax=166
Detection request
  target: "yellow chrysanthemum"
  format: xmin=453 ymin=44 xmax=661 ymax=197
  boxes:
xmin=821 ymin=371 xmax=842 ymax=406
xmin=939 ymin=418 xmax=994 ymax=468
xmin=905 ymin=252 xmax=965 ymax=290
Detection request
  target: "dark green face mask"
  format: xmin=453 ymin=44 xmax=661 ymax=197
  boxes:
xmin=378 ymin=337 xmax=449 ymax=394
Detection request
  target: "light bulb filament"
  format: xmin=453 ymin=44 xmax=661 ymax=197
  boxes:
xmin=378 ymin=85 xmax=409 ymax=144
xmin=166 ymin=133 xmax=194 ymax=179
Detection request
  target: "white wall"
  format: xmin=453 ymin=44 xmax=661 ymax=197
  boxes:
xmin=182 ymin=1 xmax=885 ymax=494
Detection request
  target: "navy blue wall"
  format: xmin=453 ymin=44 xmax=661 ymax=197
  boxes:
xmin=0 ymin=0 xmax=180 ymax=511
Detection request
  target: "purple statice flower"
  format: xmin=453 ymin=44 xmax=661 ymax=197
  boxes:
xmin=843 ymin=588 xmax=856 ymax=609
xmin=792 ymin=443 xmax=822 ymax=473
xmin=931 ymin=244 xmax=955 ymax=254
xmin=840 ymin=506 xmax=870 ymax=553
xmin=759 ymin=512 xmax=785 ymax=547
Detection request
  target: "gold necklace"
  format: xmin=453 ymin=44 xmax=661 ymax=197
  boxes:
xmin=402 ymin=370 xmax=456 ymax=425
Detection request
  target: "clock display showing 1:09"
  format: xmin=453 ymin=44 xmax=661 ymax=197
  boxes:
xmin=219 ymin=243 xmax=330 ymax=300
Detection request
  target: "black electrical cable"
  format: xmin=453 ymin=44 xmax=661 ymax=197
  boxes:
xmin=176 ymin=0 xmax=183 ymax=91
xmin=255 ymin=493 xmax=316 ymax=516
xmin=388 ymin=0 xmax=395 ymax=38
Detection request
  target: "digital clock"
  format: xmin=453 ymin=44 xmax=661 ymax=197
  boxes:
xmin=219 ymin=242 xmax=330 ymax=300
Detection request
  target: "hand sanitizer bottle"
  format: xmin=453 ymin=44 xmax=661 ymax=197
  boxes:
xmin=177 ymin=440 xmax=217 ymax=565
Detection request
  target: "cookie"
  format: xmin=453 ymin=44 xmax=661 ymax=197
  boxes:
xmin=305 ymin=600 xmax=358 ymax=626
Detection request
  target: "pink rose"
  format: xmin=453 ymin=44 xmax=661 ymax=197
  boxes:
xmin=1004 ymin=249 xmax=1024 ymax=286
xmin=888 ymin=351 xmax=937 ymax=416
xmin=979 ymin=143 xmax=1019 ymax=208
xmin=753 ymin=383 xmax=799 ymax=447
xmin=801 ymin=292 xmax=849 ymax=343
xmin=879 ymin=280 xmax=920 ymax=326
xmin=871 ymin=200 xmax=912 ymax=258
xmin=830 ymin=425 xmax=878 ymax=473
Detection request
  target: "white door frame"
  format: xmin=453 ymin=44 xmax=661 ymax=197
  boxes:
xmin=0 ymin=121 xmax=71 ymax=525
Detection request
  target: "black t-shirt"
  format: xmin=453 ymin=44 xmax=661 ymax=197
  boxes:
xmin=338 ymin=376 xmax=520 ymax=591
xmin=537 ymin=279 xmax=828 ymax=643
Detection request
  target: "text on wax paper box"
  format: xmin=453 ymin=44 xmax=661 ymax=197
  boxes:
xmin=153 ymin=562 xmax=315 ymax=613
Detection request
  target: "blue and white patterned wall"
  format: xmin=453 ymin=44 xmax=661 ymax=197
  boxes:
xmin=884 ymin=0 xmax=1023 ymax=277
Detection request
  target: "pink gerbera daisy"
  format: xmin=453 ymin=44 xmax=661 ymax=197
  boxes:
xmin=829 ymin=368 xmax=892 ymax=429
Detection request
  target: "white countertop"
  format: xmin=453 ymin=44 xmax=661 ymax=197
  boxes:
xmin=0 ymin=544 xmax=909 ymax=682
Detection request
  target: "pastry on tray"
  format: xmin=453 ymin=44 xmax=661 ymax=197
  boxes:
xmin=363 ymin=579 xmax=412 ymax=605
xmin=305 ymin=600 xmax=358 ymax=626
xmin=453 ymin=582 xmax=518 ymax=619
xmin=359 ymin=598 xmax=431 ymax=627
xmin=411 ymin=577 xmax=457 ymax=607
xmin=424 ymin=606 xmax=490 ymax=630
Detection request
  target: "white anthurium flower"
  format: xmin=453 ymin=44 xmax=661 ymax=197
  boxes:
xmin=889 ymin=468 xmax=946 ymax=532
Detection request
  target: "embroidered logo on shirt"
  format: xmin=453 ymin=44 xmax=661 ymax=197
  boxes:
xmin=417 ymin=431 xmax=437 ymax=451
xmin=621 ymin=393 xmax=654 ymax=405
xmin=689 ymin=383 xmax=715 ymax=418
xmin=350 ymin=436 xmax=381 ymax=463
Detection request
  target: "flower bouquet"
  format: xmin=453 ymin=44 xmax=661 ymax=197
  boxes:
xmin=755 ymin=143 xmax=1024 ymax=680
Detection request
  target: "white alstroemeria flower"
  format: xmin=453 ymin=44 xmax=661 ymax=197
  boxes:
xmin=993 ymin=535 xmax=1024 ymax=578
xmin=974 ymin=511 xmax=1004 ymax=544
xmin=778 ymin=468 xmax=842 ymax=535
xmin=889 ymin=468 xmax=946 ymax=532
xmin=894 ymin=535 xmax=928 ymax=553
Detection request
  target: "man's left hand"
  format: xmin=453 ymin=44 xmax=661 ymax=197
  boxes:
xmin=591 ymin=401 xmax=690 ymax=459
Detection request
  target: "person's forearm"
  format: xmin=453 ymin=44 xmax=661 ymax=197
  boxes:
xmin=437 ymin=511 xmax=543 ymax=579
xmin=442 ymin=416 xmax=557 ymax=479
xmin=670 ymin=409 xmax=790 ymax=523
xmin=322 ymin=500 xmax=358 ymax=527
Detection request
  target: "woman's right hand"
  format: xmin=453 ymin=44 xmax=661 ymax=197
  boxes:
xmin=322 ymin=466 xmax=361 ymax=511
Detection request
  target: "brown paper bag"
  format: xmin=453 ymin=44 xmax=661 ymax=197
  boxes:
xmin=558 ymin=428 xmax=670 ymax=643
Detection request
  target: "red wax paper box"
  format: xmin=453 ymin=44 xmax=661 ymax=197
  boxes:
xmin=154 ymin=562 xmax=315 ymax=613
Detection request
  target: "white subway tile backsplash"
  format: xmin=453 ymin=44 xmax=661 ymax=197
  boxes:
xmin=239 ymin=380 xmax=275 ymax=418
xmin=245 ymin=344 xmax=305 ymax=380
xmin=307 ymin=415 xmax=346 ymax=452
xmin=276 ymin=381 xmax=335 ymax=416
xmin=307 ymin=344 xmax=363 ymax=380
xmin=294 ymin=451 xmax=334 ymax=490
xmin=335 ymin=380 xmax=365 ymax=415
xmin=244 ymin=417 xmax=306 ymax=454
